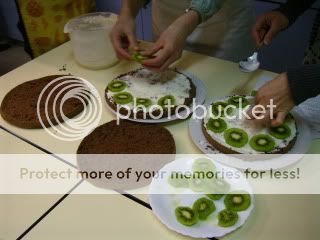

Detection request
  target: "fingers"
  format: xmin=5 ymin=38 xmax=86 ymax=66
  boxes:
xmin=271 ymin=111 xmax=287 ymax=127
xmin=142 ymin=47 xmax=171 ymax=67
xmin=263 ymin=22 xmax=280 ymax=45
xmin=127 ymin=33 xmax=139 ymax=52
xmin=145 ymin=52 xmax=181 ymax=72
xmin=252 ymin=15 xmax=268 ymax=46
xmin=110 ymin=31 xmax=132 ymax=60
xmin=140 ymin=43 xmax=162 ymax=57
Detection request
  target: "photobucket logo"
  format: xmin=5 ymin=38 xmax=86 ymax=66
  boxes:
xmin=37 ymin=76 xmax=102 ymax=141
xmin=115 ymin=97 xmax=277 ymax=122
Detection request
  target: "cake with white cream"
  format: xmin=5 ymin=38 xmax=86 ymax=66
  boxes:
xmin=105 ymin=68 xmax=196 ymax=119
xmin=202 ymin=96 xmax=297 ymax=154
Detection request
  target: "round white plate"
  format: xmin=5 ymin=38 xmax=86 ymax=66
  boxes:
xmin=105 ymin=69 xmax=207 ymax=124
xmin=188 ymin=97 xmax=312 ymax=171
xmin=149 ymin=156 xmax=254 ymax=239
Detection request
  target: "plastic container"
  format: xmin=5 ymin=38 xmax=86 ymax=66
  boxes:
xmin=64 ymin=12 xmax=118 ymax=69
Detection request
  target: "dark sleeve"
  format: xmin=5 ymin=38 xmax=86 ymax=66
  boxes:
xmin=287 ymin=64 xmax=320 ymax=105
xmin=275 ymin=0 xmax=316 ymax=25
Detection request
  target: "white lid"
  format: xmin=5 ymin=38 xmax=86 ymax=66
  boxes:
xmin=64 ymin=12 xmax=117 ymax=33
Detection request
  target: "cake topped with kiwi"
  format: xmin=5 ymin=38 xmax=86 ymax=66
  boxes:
xmin=202 ymin=95 xmax=297 ymax=154
xmin=105 ymin=68 xmax=196 ymax=119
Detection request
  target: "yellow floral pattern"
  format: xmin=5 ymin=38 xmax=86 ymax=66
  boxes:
xmin=18 ymin=0 xmax=96 ymax=57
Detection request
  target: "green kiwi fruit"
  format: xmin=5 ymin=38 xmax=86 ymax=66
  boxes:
xmin=189 ymin=173 xmax=207 ymax=192
xmin=175 ymin=206 xmax=198 ymax=226
xmin=135 ymin=98 xmax=152 ymax=108
xmin=168 ymin=171 xmax=189 ymax=188
xmin=158 ymin=95 xmax=176 ymax=108
xmin=224 ymin=191 xmax=251 ymax=212
xmin=113 ymin=92 xmax=133 ymax=104
xmin=228 ymin=96 xmax=250 ymax=108
xmin=224 ymin=128 xmax=249 ymax=148
xmin=192 ymin=158 xmax=216 ymax=174
xmin=206 ymin=194 xmax=224 ymax=201
xmin=205 ymin=177 xmax=230 ymax=194
xmin=131 ymin=52 xmax=149 ymax=62
xmin=218 ymin=209 xmax=239 ymax=227
xmin=192 ymin=197 xmax=216 ymax=220
xmin=251 ymin=90 xmax=257 ymax=97
xmin=269 ymin=124 xmax=291 ymax=139
xmin=206 ymin=118 xmax=227 ymax=133
xmin=211 ymin=102 xmax=232 ymax=117
xmin=107 ymin=80 xmax=127 ymax=92
xmin=250 ymin=134 xmax=276 ymax=152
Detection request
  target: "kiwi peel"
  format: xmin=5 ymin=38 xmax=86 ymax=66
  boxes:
xmin=108 ymin=80 xmax=127 ymax=92
xmin=207 ymin=118 xmax=227 ymax=133
xmin=192 ymin=197 xmax=216 ymax=220
xmin=269 ymin=124 xmax=291 ymax=139
xmin=228 ymin=96 xmax=250 ymax=108
xmin=113 ymin=92 xmax=133 ymax=105
xmin=218 ymin=209 xmax=239 ymax=227
xmin=250 ymin=134 xmax=276 ymax=152
xmin=175 ymin=206 xmax=198 ymax=226
xmin=224 ymin=128 xmax=249 ymax=148
xmin=224 ymin=191 xmax=251 ymax=212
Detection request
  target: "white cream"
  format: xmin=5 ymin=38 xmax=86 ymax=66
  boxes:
xmin=106 ymin=69 xmax=192 ymax=112
xmin=203 ymin=96 xmax=297 ymax=154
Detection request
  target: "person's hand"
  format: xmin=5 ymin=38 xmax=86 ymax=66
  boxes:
xmin=140 ymin=10 xmax=199 ymax=72
xmin=252 ymin=11 xmax=289 ymax=47
xmin=110 ymin=16 xmax=139 ymax=60
xmin=247 ymin=73 xmax=295 ymax=127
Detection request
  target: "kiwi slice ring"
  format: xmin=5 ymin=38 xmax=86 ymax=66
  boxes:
xmin=224 ymin=191 xmax=251 ymax=212
xmin=158 ymin=95 xmax=176 ymax=108
xmin=192 ymin=158 xmax=216 ymax=174
xmin=211 ymin=102 xmax=232 ymax=117
xmin=113 ymin=92 xmax=133 ymax=105
xmin=192 ymin=197 xmax=216 ymax=220
xmin=224 ymin=128 xmax=249 ymax=148
xmin=250 ymin=134 xmax=276 ymax=152
xmin=107 ymin=80 xmax=127 ymax=92
xmin=175 ymin=206 xmax=198 ymax=226
xmin=207 ymin=118 xmax=227 ymax=133
xmin=135 ymin=98 xmax=152 ymax=108
xmin=269 ymin=124 xmax=291 ymax=140
xmin=218 ymin=209 xmax=239 ymax=228
xmin=227 ymin=96 xmax=250 ymax=108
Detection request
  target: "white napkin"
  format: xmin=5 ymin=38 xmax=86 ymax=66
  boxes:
xmin=254 ymin=75 xmax=320 ymax=139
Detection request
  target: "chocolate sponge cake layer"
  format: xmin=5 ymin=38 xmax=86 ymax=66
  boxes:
xmin=0 ymin=75 xmax=87 ymax=129
xmin=77 ymin=120 xmax=176 ymax=154
xmin=105 ymin=68 xmax=196 ymax=120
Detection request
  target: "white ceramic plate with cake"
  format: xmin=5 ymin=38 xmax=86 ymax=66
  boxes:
xmin=189 ymin=96 xmax=312 ymax=170
xmin=149 ymin=156 xmax=254 ymax=238
xmin=105 ymin=68 xmax=206 ymax=123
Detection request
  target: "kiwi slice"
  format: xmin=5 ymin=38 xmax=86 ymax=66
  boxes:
xmin=108 ymin=80 xmax=127 ymax=92
xmin=158 ymin=95 xmax=176 ymax=108
xmin=192 ymin=158 xmax=216 ymax=174
xmin=192 ymin=197 xmax=216 ymax=220
xmin=113 ymin=92 xmax=133 ymax=104
xmin=135 ymin=98 xmax=152 ymax=108
xmin=224 ymin=128 xmax=249 ymax=148
xmin=206 ymin=194 xmax=224 ymax=201
xmin=218 ymin=209 xmax=239 ymax=228
xmin=211 ymin=102 xmax=232 ymax=117
xmin=224 ymin=191 xmax=251 ymax=212
xmin=168 ymin=171 xmax=189 ymax=188
xmin=131 ymin=52 xmax=149 ymax=62
xmin=205 ymin=177 xmax=230 ymax=194
xmin=189 ymin=173 xmax=207 ymax=192
xmin=269 ymin=124 xmax=291 ymax=139
xmin=250 ymin=134 xmax=276 ymax=152
xmin=228 ymin=96 xmax=250 ymax=108
xmin=175 ymin=206 xmax=198 ymax=226
xmin=206 ymin=118 xmax=227 ymax=133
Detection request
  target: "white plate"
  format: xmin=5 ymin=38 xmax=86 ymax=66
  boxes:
xmin=105 ymin=70 xmax=207 ymax=123
xmin=149 ymin=156 xmax=254 ymax=239
xmin=188 ymin=97 xmax=312 ymax=171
